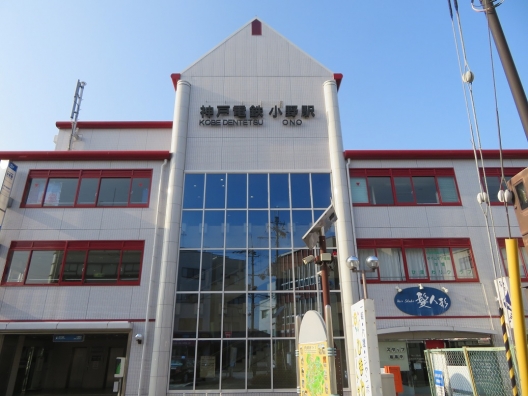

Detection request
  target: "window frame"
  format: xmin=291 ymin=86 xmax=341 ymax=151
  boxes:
xmin=1 ymin=240 xmax=144 ymax=286
xmin=479 ymin=168 xmax=525 ymax=205
xmin=498 ymin=238 xmax=528 ymax=281
xmin=21 ymin=169 xmax=153 ymax=208
xmin=357 ymin=238 xmax=479 ymax=283
xmin=350 ymin=168 xmax=461 ymax=206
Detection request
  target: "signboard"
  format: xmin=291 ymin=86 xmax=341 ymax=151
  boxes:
xmin=434 ymin=370 xmax=445 ymax=396
xmin=351 ymin=299 xmax=382 ymax=396
xmin=200 ymin=356 xmax=216 ymax=378
xmin=53 ymin=334 xmax=85 ymax=342
xmin=0 ymin=161 xmax=17 ymax=230
xmin=494 ymin=277 xmax=514 ymax=341
xmin=394 ymin=286 xmax=451 ymax=316
xmin=378 ymin=341 xmax=409 ymax=371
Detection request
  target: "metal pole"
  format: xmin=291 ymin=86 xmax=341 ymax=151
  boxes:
xmin=481 ymin=0 xmax=528 ymax=139
xmin=319 ymin=235 xmax=331 ymax=321
xmin=361 ymin=271 xmax=368 ymax=300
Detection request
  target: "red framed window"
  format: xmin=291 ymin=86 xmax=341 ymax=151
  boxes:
xmin=1 ymin=240 xmax=144 ymax=286
xmin=350 ymin=168 xmax=460 ymax=206
xmin=498 ymin=238 xmax=528 ymax=281
xmin=357 ymin=238 xmax=478 ymax=282
xmin=22 ymin=169 xmax=152 ymax=208
xmin=480 ymin=168 xmax=524 ymax=205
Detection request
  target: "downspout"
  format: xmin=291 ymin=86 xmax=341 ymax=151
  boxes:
xmin=138 ymin=158 xmax=167 ymax=396
xmin=346 ymin=158 xmax=362 ymax=300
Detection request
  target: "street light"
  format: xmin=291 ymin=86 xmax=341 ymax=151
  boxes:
xmin=346 ymin=255 xmax=379 ymax=299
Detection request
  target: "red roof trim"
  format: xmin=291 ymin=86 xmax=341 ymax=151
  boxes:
xmin=56 ymin=121 xmax=173 ymax=129
xmin=171 ymin=73 xmax=181 ymax=91
xmin=334 ymin=73 xmax=343 ymax=91
xmin=345 ymin=149 xmax=528 ymax=160
xmin=0 ymin=151 xmax=171 ymax=161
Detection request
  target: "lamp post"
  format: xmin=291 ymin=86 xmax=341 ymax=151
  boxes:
xmin=345 ymin=255 xmax=379 ymax=300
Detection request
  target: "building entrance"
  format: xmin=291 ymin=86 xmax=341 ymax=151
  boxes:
xmin=0 ymin=333 xmax=128 ymax=396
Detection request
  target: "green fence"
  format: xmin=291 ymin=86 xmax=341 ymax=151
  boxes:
xmin=425 ymin=347 xmax=520 ymax=396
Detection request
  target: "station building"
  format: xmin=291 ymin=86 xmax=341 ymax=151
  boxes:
xmin=0 ymin=19 xmax=527 ymax=396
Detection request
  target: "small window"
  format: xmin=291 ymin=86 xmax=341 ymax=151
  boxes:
xmin=498 ymin=239 xmax=528 ymax=280
xmin=480 ymin=168 xmax=524 ymax=205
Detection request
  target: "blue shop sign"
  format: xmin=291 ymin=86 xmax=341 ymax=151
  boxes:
xmin=53 ymin=334 xmax=85 ymax=342
xmin=394 ymin=286 xmax=451 ymax=316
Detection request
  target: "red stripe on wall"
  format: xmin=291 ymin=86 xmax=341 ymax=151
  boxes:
xmin=0 ymin=151 xmax=171 ymax=161
xmin=345 ymin=149 xmax=528 ymax=160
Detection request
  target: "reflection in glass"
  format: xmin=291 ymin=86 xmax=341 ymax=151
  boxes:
xmin=25 ymin=178 xmax=47 ymax=205
xmin=221 ymin=340 xmax=246 ymax=389
xmin=226 ymin=210 xmax=247 ymax=248
xmin=85 ymin=250 xmax=120 ymax=283
xmin=334 ymin=339 xmax=349 ymax=388
xmin=272 ymin=293 xmax=295 ymax=337
xmin=195 ymin=340 xmax=221 ymax=389
xmin=394 ymin=177 xmax=414 ymax=203
xmin=227 ymin=174 xmax=247 ymax=208
xmin=173 ymin=294 xmax=198 ymax=338
xmin=180 ymin=211 xmax=202 ymax=248
xmin=25 ymin=251 xmax=64 ymax=284
xmin=201 ymin=251 xmax=224 ymax=291
xmin=224 ymin=293 xmax=247 ymax=337
xmin=170 ymin=340 xmax=196 ymax=389
xmin=330 ymin=292 xmax=344 ymax=337
xmin=249 ymin=174 xmax=268 ymax=208
xmin=44 ymin=178 xmax=78 ymax=207
xmin=225 ymin=250 xmax=246 ymax=291
xmin=206 ymin=174 xmax=226 ymax=209
xmin=294 ymin=249 xmax=316 ymax=290
xmin=183 ymin=174 xmax=205 ymax=209
xmin=130 ymin=177 xmax=150 ymax=204
xmin=198 ymin=294 xmax=222 ymax=338
xmin=97 ymin=178 xmax=130 ymax=206
xmin=273 ymin=339 xmax=296 ymax=388
xmin=296 ymin=292 xmax=321 ymax=318
xmin=367 ymin=177 xmax=394 ymax=205
xmin=291 ymin=174 xmax=311 ymax=208
xmin=248 ymin=293 xmax=271 ymax=337
xmin=272 ymin=249 xmax=293 ymax=291
xmin=203 ymin=211 xmax=224 ymax=249
xmin=270 ymin=174 xmax=289 ymax=208
xmin=248 ymin=211 xmax=268 ymax=248
xmin=311 ymin=173 xmax=331 ymax=208
xmin=120 ymin=250 xmax=141 ymax=281
xmin=292 ymin=210 xmax=312 ymax=248
xmin=248 ymin=340 xmax=271 ymax=389
xmin=269 ymin=210 xmax=291 ymax=249
xmin=177 ymin=251 xmax=200 ymax=291
xmin=414 ymin=177 xmax=439 ymax=204
xmin=77 ymin=178 xmax=98 ymax=204
xmin=248 ymin=250 xmax=269 ymax=291
xmin=314 ymin=210 xmax=336 ymax=248
xmin=326 ymin=248 xmax=340 ymax=290
xmin=62 ymin=250 xmax=86 ymax=282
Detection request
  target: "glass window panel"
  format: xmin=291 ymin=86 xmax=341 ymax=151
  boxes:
xmin=170 ymin=340 xmax=196 ymax=389
xmin=368 ymin=177 xmax=394 ymax=205
xmin=249 ymin=174 xmax=268 ymax=208
xmin=203 ymin=211 xmax=225 ymax=249
xmin=405 ymin=248 xmax=428 ymax=279
xmin=3 ymin=251 xmax=30 ymax=283
xmin=205 ymin=174 xmax=226 ymax=209
xmin=484 ymin=176 xmax=501 ymax=203
xmin=270 ymin=210 xmax=291 ymax=248
xmin=227 ymin=174 xmax=247 ymax=208
xmin=452 ymin=248 xmax=476 ymax=279
xmin=330 ymin=292 xmax=344 ymax=337
xmin=358 ymin=249 xmax=377 ymax=279
xmin=225 ymin=211 xmax=246 ymax=248
xmin=296 ymin=292 xmax=321 ymax=318
xmin=177 ymin=250 xmax=201 ymax=291
xmin=44 ymin=178 xmax=78 ymax=207
xmin=248 ymin=249 xmax=270 ymax=291
xmin=425 ymin=248 xmax=455 ymax=280
xmin=515 ymin=182 xmax=528 ymax=210
xmin=314 ymin=210 xmax=337 ymax=248
xmin=350 ymin=177 xmax=369 ymax=204
xmin=195 ymin=340 xmax=221 ymax=389
xmin=173 ymin=294 xmax=198 ymax=338
xmin=248 ymin=292 xmax=271 ymax=337
xmin=25 ymin=178 xmax=47 ymax=205
xmin=295 ymin=249 xmax=317 ymax=290
xmin=413 ymin=177 xmax=439 ymax=204
xmin=378 ymin=248 xmax=405 ymax=281
xmin=292 ymin=210 xmax=312 ymax=248
xmin=97 ymin=178 xmax=130 ymax=206
xmin=248 ymin=211 xmax=269 ymax=248
xmin=62 ymin=250 xmax=86 ymax=282
xmin=225 ymin=250 xmax=247 ymax=292
xmin=130 ymin=177 xmax=150 ymax=204
xmin=224 ymin=293 xmax=247 ymax=337
xmin=198 ymin=294 xmax=223 ymax=338
xmin=180 ymin=211 xmax=203 ymax=249
xmin=183 ymin=174 xmax=205 ymax=209
xmin=273 ymin=339 xmax=296 ymax=389
xmin=85 ymin=250 xmax=120 ymax=283
xmin=25 ymin=250 xmax=63 ymax=284
xmin=394 ymin=177 xmax=414 ymax=203
xmin=248 ymin=340 xmax=271 ymax=389
xmin=221 ymin=340 xmax=246 ymax=389
xmin=326 ymin=248 xmax=340 ymax=290
xmin=311 ymin=173 xmax=331 ymax=208
xmin=270 ymin=174 xmax=289 ymax=208
xmin=272 ymin=293 xmax=295 ymax=337
xmin=77 ymin=178 xmax=98 ymax=204
xmin=201 ymin=251 xmax=224 ymax=292
xmin=272 ymin=250 xmax=293 ymax=291
xmin=438 ymin=176 xmax=459 ymax=203
xmin=334 ymin=339 xmax=349 ymax=388
xmin=120 ymin=250 xmax=141 ymax=281
xmin=291 ymin=174 xmax=311 ymax=208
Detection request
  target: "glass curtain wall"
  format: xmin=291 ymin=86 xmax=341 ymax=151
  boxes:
xmin=171 ymin=173 xmax=346 ymax=391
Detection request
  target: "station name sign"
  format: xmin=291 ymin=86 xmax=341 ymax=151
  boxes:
xmin=199 ymin=104 xmax=314 ymax=127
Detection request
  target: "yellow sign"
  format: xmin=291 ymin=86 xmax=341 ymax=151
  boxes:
xmin=298 ymin=341 xmax=331 ymax=396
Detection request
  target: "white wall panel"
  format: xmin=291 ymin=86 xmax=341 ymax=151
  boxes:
xmin=145 ymin=129 xmax=171 ymax=150
xmin=100 ymin=209 xmax=142 ymax=230
xmin=61 ymin=210 xmax=103 ymax=230
xmin=86 ymin=287 xmax=134 ymax=319
xmin=57 ymin=229 xmax=101 ymax=240
xmin=18 ymin=229 xmax=61 ymax=240
xmin=425 ymin=207 xmax=468 ymax=228
xmin=42 ymin=288 xmax=90 ymax=319
xmin=99 ymin=228 xmax=140 ymax=240
xmin=0 ymin=288 xmax=49 ymax=320
xmin=117 ymin=129 xmax=149 ymax=150
xmin=387 ymin=207 xmax=428 ymax=228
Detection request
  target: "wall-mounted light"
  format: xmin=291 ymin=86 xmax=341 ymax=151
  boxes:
xmin=395 ymin=286 xmax=402 ymax=293
xmin=418 ymin=284 xmax=424 ymax=290
xmin=441 ymin=287 xmax=449 ymax=294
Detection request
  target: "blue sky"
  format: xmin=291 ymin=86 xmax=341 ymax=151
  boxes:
xmin=0 ymin=1 xmax=526 ymax=152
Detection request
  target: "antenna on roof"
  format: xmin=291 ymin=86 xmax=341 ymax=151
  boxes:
xmin=68 ymin=80 xmax=87 ymax=150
